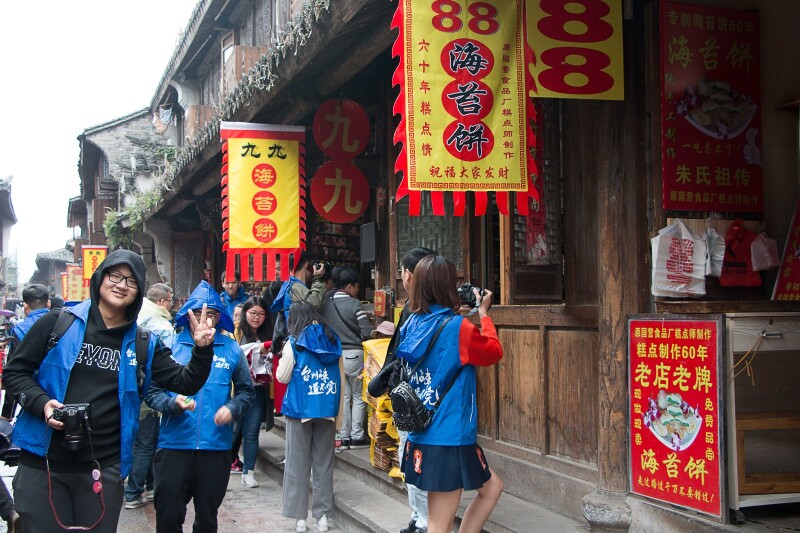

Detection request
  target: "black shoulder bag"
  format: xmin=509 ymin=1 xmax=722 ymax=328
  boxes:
xmin=390 ymin=316 xmax=461 ymax=432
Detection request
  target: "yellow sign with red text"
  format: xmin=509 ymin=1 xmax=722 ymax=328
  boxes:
xmin=526 ymin=0 xmax=624 ymax=100
xmin=82 ymin=246 xmax=107 ymax=280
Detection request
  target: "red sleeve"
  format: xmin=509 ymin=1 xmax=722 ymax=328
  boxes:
xmin=458 ymin=316 xmax=503 ymax=367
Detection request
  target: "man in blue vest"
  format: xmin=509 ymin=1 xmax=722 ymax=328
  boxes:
xmin=146 ymin=280 xmax=255 ymax=533
xmin=219 ymin=270 xmax=248 ymax=319
xmin=4 ymin=249 xmax=217 ymax=532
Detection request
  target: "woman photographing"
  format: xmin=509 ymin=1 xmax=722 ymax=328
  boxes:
xmin=396 ymin=255 xmax=504 ymax=533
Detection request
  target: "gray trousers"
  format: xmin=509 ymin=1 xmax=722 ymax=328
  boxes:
xmin=13 ymin=461 xmax=124 ymax=532
xmin=282 ymin=417 xmax=335 ymax=520
xmin=341 ymin=349 xmax=366 ymax=441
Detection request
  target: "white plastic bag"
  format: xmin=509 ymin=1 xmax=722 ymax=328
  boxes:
xmin=705 ymin=226 xmax=725 ymax=277
xmin=751 ymin=233 xmax=780 ymax=271
xmin=651 ymin=219 xmax=707 ymax=297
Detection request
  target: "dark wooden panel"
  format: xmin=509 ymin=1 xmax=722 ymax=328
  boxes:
xmin=547 ymin=329 xmax=598 ymax=464
xmin=561 ymin=100 xmax=599 ymax=307
xmin=497 ymin=328 xmax=546 ymax=450
xmin=486 ymin=304 xmax=598 ymax=329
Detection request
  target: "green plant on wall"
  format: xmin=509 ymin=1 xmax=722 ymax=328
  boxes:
xmin=103 ymin=188 xmax=165 ymax=249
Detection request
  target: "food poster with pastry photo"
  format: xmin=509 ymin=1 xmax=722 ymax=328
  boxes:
xmin=628 ymin=317 xmax=724 ymax=518
xmin=660 ymin=2 xmax=762 ymax=214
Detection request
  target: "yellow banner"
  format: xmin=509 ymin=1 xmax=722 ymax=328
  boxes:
xmin=66 ymin=264 xmax=89 ymax=302
xmin=226 ymin=136 xmax=302 ymax=250
xmin=400 ymin=0 xmax=529 ymax=192
xmin=82 ymin=246 xmax=107 ymax=280
xmin=526 ymin=0 xmax=624 ymax=100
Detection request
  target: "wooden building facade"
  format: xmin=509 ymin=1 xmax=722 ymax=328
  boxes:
xmin=87 ymin=0 xmax=800 ymax=528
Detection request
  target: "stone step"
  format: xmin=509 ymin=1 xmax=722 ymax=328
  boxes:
xmin=257 ymin=424 xmax=590 ymax=533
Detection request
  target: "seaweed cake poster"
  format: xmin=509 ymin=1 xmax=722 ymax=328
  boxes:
xmin=660 ymin=2 xmax=762 ymax=214
xmin=628 ymin=316 xmax=724 ymax=519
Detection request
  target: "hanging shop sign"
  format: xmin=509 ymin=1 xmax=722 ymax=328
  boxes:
xmin=310 ymin=99 xmax=370 ymax=224
xmin=526 ymin=0 xmax=624 ymax=100
xmin=628 ymin=315 xmax=725 ymax=520
xmin=82 ymin=245 xmax=107 ymax=281
xmin=773 ymin=198 xmax=800 ymax=300
xmin=660 ymin=2 xmax=762 ymax=214
xmin=392 ymin=0 xmax=539 ymax=217
xmin=65 ymin=264 xmax=89 ymax=302
xmin=220 ymin=122 xmax=306 ymax=282
xmin=60 ymin=272 xmax=68 ymax=300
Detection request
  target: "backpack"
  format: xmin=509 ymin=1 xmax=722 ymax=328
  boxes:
xmin=390 ymin=316 xmax=459 ymax=433
xmin=46 ymin=307 xmax=151 ymax=400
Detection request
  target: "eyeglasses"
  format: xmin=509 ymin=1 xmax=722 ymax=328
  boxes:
xmin=192 ymin=310 xmax=220 ymax=321
xmin=159 ymin=297 xmax=175 ymax=305
xmin=246 ymin=311 xmax=266 ymax=318
xmin=107 ymin=271 xmax=138 ymax=289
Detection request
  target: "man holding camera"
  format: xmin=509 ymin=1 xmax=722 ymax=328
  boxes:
xmin=269 ymin=252 xmax=328 ymax=344
xmin=4 ymin=249 xmax=217 ymax=532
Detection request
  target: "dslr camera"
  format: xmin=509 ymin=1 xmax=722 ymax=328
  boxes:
xmin=458 ymin=283 xmax=485 ymax=307
xmin=52 ymin=403 xmax=90 ymax=451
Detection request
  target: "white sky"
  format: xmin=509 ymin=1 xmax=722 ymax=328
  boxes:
xmin=0 ymin=0 xmax=198 ymax=283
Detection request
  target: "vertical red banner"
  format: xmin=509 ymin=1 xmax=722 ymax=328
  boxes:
xmin=660 ymin=2 xmax=762 ymax=213
xmin=629 ymin=317 xmax=724 ymax=519
xmin=773 ymin=199 xmax=800 ymax=300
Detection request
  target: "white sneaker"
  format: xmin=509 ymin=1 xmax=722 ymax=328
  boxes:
xmin=241 ymin=472 xmax=259 ymax=488
xmin=295 ymin=519 xmax=307 ymax=532
xmin=124 ymin=494 xmax=147 ymax=509
xmin=143 ymin=489 xmax=155 ymax=501
xmin=316 ymin=514 xmax=329 ymax=532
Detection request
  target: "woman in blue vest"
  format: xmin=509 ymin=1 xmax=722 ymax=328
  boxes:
xmin=276 ymin=301 xmax=341 ymax=533
xmin=396 ymin=255 xmax=504 ymax=533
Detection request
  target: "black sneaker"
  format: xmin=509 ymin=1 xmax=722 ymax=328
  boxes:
xmin=400 ymin=519 xmax=417 ymax=533
xmin=349 ymin=438 xmax=370 ymax=449
xmin=340 ymin=439 xmax=351 ymax=450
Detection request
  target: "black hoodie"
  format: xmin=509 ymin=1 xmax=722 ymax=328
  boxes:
xmin=5 ymin=249 xmax=214 ymax=470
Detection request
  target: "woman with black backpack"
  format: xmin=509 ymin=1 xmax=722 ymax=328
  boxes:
xmin=395 ymin=255 xmax=503 ymax=533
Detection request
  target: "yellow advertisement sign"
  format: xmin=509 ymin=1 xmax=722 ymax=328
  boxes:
xmin=66 ymin=264 xmax=89 ymax=302
xmin=399 ymin=0 xmax=530 ymax=192
xmin=526 ymin=0 xmax=624 ymax=100
xmin=225 ymin=133 xmax=303 ymax=251
xmin=82 ymin=245 xmax=107 ymax=280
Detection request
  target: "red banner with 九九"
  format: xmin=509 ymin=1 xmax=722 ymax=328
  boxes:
xmin=220 ymin=122 xmax=306 ymax=282
xmin=660 ymin=2 xmax=762 ymax=214
xmin=392 ymin=0 xmax=539 ymax=217
xmin=773 ymin=199 xmax=800 ymax=300
xmin=628 ymin=317 xmax=724 ymax=519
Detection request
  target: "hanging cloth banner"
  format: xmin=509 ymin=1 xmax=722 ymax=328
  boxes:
xmin=392 ymin=0 xmax=538 ymax=216
xmin=220 ymin=122 xmax=306 ymax=282
xmin=82 ymin=245 xmax=107 ymax=281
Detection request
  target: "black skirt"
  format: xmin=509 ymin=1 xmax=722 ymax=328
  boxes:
xmin=400 ymin=441 xmax=492 ymax=492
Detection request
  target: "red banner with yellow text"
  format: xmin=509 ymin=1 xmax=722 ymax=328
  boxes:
xmin=221 ymin=122 xmax=306 ymax=282
xmin=392 ymin=0 xmax=538 ymax=216
xmin=628 ymin=316 xmax=724 ymax=519
xmin=660 ymin=2 xmax=762 ymax=213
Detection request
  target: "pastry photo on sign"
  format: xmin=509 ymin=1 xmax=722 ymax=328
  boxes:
xmin=677 ymin=78 xmax=757 ymax=140
xmin=642 ymin=390 xmax=702 ymax=452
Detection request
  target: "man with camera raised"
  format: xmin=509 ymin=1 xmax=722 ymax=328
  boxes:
xmin=269 ymin=252 xmax=329 ymax=349
xmin=4 ymin=249 xmax=217 ymax=532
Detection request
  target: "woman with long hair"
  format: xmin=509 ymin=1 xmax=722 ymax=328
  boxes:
xmin=276 ymin=302 xmax=341 ymax=533
xmin=397 ymin=255 xmax=504 ymax=533
xmin=233 ymin=296 xmax=273 ymax=488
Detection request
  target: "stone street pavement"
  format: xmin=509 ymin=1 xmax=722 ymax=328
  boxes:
xmin=0 ymin=464 xmax=332 ymax=533
xmin=119 ymin=469 xmax=327 ymax=532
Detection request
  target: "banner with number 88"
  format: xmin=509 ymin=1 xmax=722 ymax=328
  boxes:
xmin=526 ymin=0 xmax=624 ymax=100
